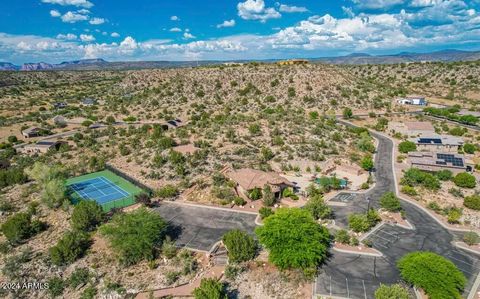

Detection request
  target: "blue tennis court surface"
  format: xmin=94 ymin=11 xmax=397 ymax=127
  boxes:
xmin=69 ymin=176 xmax=130 ymax=204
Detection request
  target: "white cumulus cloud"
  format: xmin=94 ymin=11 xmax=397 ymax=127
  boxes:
xmin=170 ymin=27 xmax=182 ymax=32
xmin=217 ymin=19 xmax=236 ymax=28
xmin=237 ymin=0 xmax=281 ymax=22
xmin=41 ymin=0 xmax=93 ymax=8
xmin=50 ymin=10 xmax=61 ymax=17
xmin=56 ymin=33 xmax=77 ymax=40
xmin=183 ymin=32 xmax=196 ymax=39
xmin=89 ymin=17 xmax=105 ymax=25
xmin=350 ymin=0 xmax=405 ymax=9
xmin=170 ymin=15 xmax=179 ymax=21
xmin=80 ymin=34 xmax=95 ymax=42
xmin=278 ymin=4 xmax=308 ymax=13
xmin=110 ymin=32 xmax=120 ymax=38
xmin=61 ymin=11 xmax=89 ymax=23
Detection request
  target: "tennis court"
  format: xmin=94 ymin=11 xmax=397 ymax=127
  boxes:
xmin=66 ymin=170 xmax=144 ymax=211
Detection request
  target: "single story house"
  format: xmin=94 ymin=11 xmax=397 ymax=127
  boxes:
xmin=397 ymin=96 xmax=427 ymax=106
xmin=22 ymin=127 xmax=42 ymax=138
xmin=408 ymin=151 xmax=473 ymax=174
xmin=165 ymin=119 xmax=184 ymax=129
xmin=388 ymin=121 xmax=435 ymax=136
xmin=224 ymin=168 xmax=295 ymax=199
xmin=409 ymin=135 xmax=464 ymax=153
xmin=20 ymin=140 xmax=67 ymax=155
xmin=52 ymin=102 xmax=68 ymax=109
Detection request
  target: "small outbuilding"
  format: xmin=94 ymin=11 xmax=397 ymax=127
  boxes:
xmin=20 ymin=140 xmax=67 ymax=154
xmin=21 ymin=127 xmax=42 ymax=138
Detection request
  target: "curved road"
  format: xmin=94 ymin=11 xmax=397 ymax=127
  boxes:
xmin=315 ymin=123 xmax=480 ymax=299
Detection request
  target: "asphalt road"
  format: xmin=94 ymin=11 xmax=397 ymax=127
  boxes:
xmin=316 ymin=127 xmax=480 ymax=299
xmin=154 ymin=202 xmax=257 ymax=252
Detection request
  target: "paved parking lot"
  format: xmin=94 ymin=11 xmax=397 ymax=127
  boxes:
xmin=316 ymin=252 xmax=398 ymax=299
xmin=154 ymin=202 xmax=257 ymax=252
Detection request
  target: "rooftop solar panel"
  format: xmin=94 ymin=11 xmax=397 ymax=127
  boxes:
xmin=419 ymin=138 xmax=442 ymax=144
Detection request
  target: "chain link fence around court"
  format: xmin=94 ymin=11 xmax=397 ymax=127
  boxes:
xmin=105 ymin=164 xmax=153 ymax=196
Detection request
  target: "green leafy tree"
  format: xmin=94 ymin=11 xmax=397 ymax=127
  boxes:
xmin=71 ymin=200 xmax=105 ymax=232
xmin=255 ymin=208 xmax=330 ymax=275
xmin=453 ymin=172 xmax=476 ymax=188
xmin=357 ymin=132 xmax=375 ymax=153
xmin=343 ymin=107 xmax=353 ymax=119
xmin=262 ymin=185 xmax=275 ymax=207
xmin=222 ymin=229 xmax=256 ymax=263
xmin=1 ymin=212 xmax=44 ymax=244
xmin=361 ymin=156 xmax=374 ymax=171
xmin=398 ymin=141 xmax=417 ymax=153
xmin=374 ymin=284 xmax=410 ymax=299
xmin=193 ymin=278 xmax=227 ymax=299
xmin=304 ymin=194 xmax=332 ymax=220
xmin=249 ymin=187 xmax=262 ymax=200
xmin=397 ymin=251 xmax=466 ymax=299
xmin=435 ymin=170 xmax=453 ymax=181
xmin=380 ymin=192 xmax=402 ymax=212
xmin=100 ymin=208 xmax=167 ymax=266
xmin=42 ymin=178 xmax=67 ymax=208
xmin=463 ymin=143 xmax=476 ymax=154
xmin=49 ymin=231 xmax=91 ymax=266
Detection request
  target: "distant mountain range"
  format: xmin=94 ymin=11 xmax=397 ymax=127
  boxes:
xmin=1 ymin=49 xmax=479 ymax=71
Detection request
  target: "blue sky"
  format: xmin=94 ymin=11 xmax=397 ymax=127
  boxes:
xmin=1 ymin=0 xmax=479 ymax=64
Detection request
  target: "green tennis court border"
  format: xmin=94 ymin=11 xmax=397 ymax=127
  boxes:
xmin=66 ymin=170 xmax=145 ymax=211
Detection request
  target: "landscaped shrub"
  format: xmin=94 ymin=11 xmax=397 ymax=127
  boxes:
xmin=447 ymin=208 xmax=462 ymax=224
xmin=222 ymin=229 xmax=256 ymax=263
xmin=397 ymin=251 xmax=466 ymax=299
xmin=335 ymin=229 xmax=350 ymax=244
xmin=401 ymin=168 xmax=440 ymax=191
xmin=463 ymin=143 xmax=477 ymax=154
xmin=193 ymin=278 xmax=227 ymax=299
xmin=380 ymin=192 xmax=402 ymax=212
xmin=49 ymin=231 xmax=91 ymax=266
xmin=464 ymin=195 xmax=480 ymax=210
xmin=100 ymin=208 xmax=167 ymax=266
xmin=71 ymin=200 xmax=105 ymax=232
xmin=398 ymin=141 xmax=416 ymax=153
xmin=435 ymin=169 xmax=453 ymax=181
xmin=401 ymin=185 xmax=417 ymax=196
xmin=249 ymin=187 xmax=262 ymax=200
xmin=453 ymin=172 xmax=476 ymax=189
xmin=374 ymin=284 xmax=410 ymax=299
xmin=348 ymin=209 xmax=381 ymax=233
xmin=259 ymin=207 xmax=274 ymax=219
xmin=464 ymin=232 xmax=480 ymax=246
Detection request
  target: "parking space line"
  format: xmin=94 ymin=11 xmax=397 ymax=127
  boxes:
xmin=330 ymin=275 xmax=332 ymax=297
xmin=376 ymin=229 xmax=399 ymax=238
xmin=370 ymin=233 xmax=395 ymax=243
xmin=346 ymin=277 xmax=350 ymax=298
xmin=374 ymin=242 xmax=389 ymax=249
xmin=362 ymin=280 xmax=367 ymax=299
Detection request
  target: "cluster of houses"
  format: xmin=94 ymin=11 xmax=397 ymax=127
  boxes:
xmin=396 ymin=121 xmax=474 ymax=174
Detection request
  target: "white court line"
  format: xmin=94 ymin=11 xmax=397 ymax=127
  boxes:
xmin=98 ymin=176 xmax=129 ymax=197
